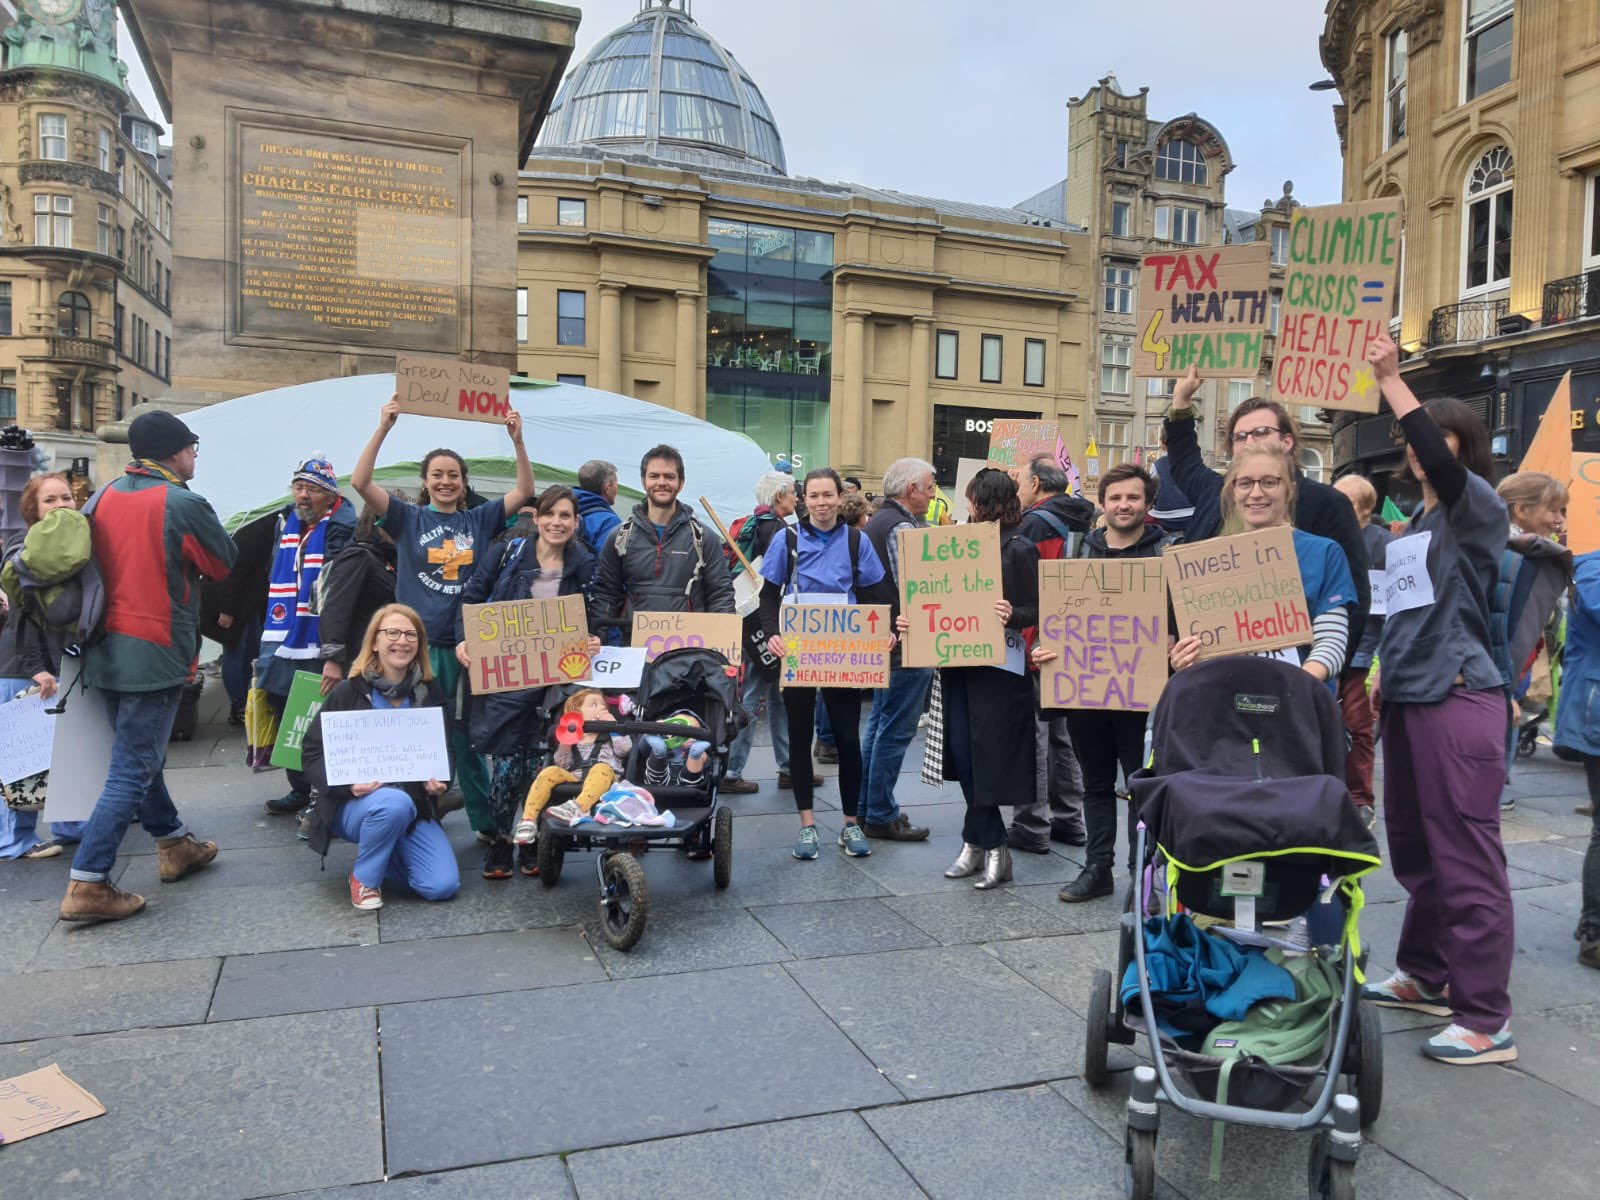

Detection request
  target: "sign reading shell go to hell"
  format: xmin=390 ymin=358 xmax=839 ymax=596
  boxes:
xmin=778 ymin=603 xmax=892 ymax=689
xmin=462 ymin=596 xmax=593 ymax=695
xmin=1273 ymin=198 xmax=1404 ymax=415
xmin=1164 ymin=525 xmax=1311 ymax=661
xmin=631 ymin=611 xmax=744 ymax=665
xmin=395 ymin=354 xmax=513 ymax=424
xmin=897 ymin=523 xmax=1005 ymax=668
xmin=1037 ymin=558 xmax=1167 ymax=711
xmin=1135 ymin=244 xmax=1271 ymax=379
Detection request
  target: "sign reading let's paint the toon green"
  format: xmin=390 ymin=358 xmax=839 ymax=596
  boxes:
xmin=1274 ymin=199 xmax=1403 ymax=414
xmin=896 ymin=523 xmax=1006 ymax=668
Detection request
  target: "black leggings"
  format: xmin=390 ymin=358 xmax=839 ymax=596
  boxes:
xmin=1581 ymin=757 xmax=1600 ymax=942
xmin=784 ymin=686 xmax=862 ymax=817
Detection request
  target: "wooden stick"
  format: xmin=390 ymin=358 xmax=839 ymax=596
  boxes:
xmin=698 ymin=495 xmax=761 ymax=583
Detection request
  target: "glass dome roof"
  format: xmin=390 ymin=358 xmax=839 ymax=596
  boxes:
xmin=537 ymin=1 xmax=787 ymax=176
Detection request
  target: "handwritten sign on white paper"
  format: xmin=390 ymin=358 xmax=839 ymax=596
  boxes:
xmin=0 ymin=691 xmax=55 ymax=785
xmin=588 ymin=646 xmax=647 ymax=690
xmin=319 ymin=707 xmax=451 ymax=787
xmin=1383 ymin=531 xmax=1435 ymax=617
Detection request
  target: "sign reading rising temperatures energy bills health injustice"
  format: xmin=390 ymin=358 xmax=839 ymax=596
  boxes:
xmin=462 ymin=596 xmax=593 ymax=695
xmin=896 ymin=523 xmax=1006 ymax=668
xmin=631 ymin=612 xmax=744 ymax=665
xmin=1164 ymin=525 xmax=1312 ymax=661
xmin=1037 ymin=559 xmax=1167 ymax=711
xmin=395 ymin=354 xmax=513 ymax=424
xmin=1274 ymin=199 xmax=1403 ymax=413
xmin=778 ymin=604 xmax=892 ymax=688
xmin=1134 ymin=244 xmax=1271 ymax=379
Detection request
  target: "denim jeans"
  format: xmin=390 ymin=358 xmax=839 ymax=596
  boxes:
xmin=859 ymin=665 xmax=932 ymax=827
xmin=332 ymin=786 xmax=460 ymax=900
xmin=222 ymin=622 xmax=262 ymax=712
xmin=728 ymin=668 xmax=789 ymax=777
xmin=70 ymin=686 xmax=187 ymax=882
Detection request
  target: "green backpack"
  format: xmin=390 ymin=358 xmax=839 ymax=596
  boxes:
xmin=1203 ymin=948 xmax=1340 ymax=1069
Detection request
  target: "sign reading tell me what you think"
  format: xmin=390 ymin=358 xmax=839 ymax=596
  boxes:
xmin=1164 ymin=525 xmax=1311 ymax=661
xmin=1135 ymin=244 xmax=1271 ymax=379
xmin=1273 ymin=199 xmax=1403 ymax=414
xmin=896 ymin=523 xmax=1005 ymax=668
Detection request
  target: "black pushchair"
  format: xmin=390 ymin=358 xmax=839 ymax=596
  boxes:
xmin=1080 ymin=657 xmax=1384 ymax=1200
xmin=534 ymin=647 xmax=746 ymax=951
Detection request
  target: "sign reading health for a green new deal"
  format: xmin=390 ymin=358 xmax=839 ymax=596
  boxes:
xmin=1274 ymin=198 xmax=1404 ymax=414
xmin=896 ymin=523 xmax=1006 ymax=668
xmin=778 ymin=604 xmax=892 ymax=689
xmin=1134 ymin=244 xmax=1271 ymax=379
xmin=1037 ymin=558 xmax=1167 ymax=710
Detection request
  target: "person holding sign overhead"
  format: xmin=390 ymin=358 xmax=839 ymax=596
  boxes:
xmin=759 ymin=467 xmax=888 ymax=862
xmin=350 ymin=396 xmax=535 ymax=846
xmin=1358 ymin=334 xmax=1518 ymax=1067
xmin=300 ymin=603 xmax=458 ymax=910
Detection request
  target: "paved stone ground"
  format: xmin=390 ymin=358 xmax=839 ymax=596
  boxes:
xmin=2 ymin=682 xmax=1596 ymax=1199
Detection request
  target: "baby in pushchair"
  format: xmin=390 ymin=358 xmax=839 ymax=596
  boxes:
xmin=641 ymin=712 xmax=713 ymax=793
xmin=512 ymin=690 xmax=632 ymax=844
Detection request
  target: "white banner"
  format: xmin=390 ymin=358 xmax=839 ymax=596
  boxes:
xmin=1383 ymin=532 xmax=1435 ymax=617
xmin=43 ymin=660 xmax=115 ymax=823
xmin=0 ymin=692 xmax=55 ymax=786
xmin=318 ymin=707 xmax=452 ymax=787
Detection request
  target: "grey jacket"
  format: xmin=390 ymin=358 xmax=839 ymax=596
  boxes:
xmin=589 ymin=500 xmax=736 ymax=625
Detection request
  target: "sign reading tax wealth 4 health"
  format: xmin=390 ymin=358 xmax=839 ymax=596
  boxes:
xmin=631 ymin=611 xmax=744 ymax=666
xmin=778 ymin=604 xmax=892 ymax=689
xmin=395 ymin=354 xmax=513 ymax=424
xmin=1134 ymin=244 xmax=1271 ymax=379
xmin=896 ymin=523 xmax=1006 ymax=668
xmin=1274 ymin=199 xmax=1404 ymax=414
xmin=1037 ymin=559 xmax=1167 ymax=711
xmin=462 ymin=596 xmax=593 ymax=695
xmin=1164 ymin=525 xmax=1311 ymax=661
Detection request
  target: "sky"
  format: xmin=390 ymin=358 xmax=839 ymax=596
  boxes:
xmin=120 ymin=0 xmax=1346 ymax=215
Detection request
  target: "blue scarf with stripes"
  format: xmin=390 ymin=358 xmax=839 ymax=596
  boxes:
xmin=262 ymin=506 xmax=335 ymax=659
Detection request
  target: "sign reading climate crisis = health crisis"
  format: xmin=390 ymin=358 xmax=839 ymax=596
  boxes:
xmin=462 ymin=596 xmax=593 ymax=695
xmin=1134 ymin=244 xmax=1271 ymax=379
xmin=1037 ymin=559 xmax=1167 ymax=711
xmin=896 ymin=523 xmax=1006 ymax=668
xmin=1274 ymin=199 xmax=1404 ymax=414
xmin=1163 ymin=525 xmax=1312 ymax=661
xmin=778 ymin=604 xmax=892 ymax=689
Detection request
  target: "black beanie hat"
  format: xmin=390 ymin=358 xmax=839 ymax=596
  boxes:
xmin=128 ymin=410 xmax=197 ymax=462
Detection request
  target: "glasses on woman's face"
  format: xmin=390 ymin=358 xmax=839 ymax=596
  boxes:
xmin=1232 ymin=476 xmax=1285 ymax=495
xmin=378 ymin=627 xmax=419 ymax=643
xmin=1232 ymin=425 xmax=1284 ymax=445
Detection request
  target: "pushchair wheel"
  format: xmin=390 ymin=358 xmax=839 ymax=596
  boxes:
xmin=712 ymin=806 xmax=733 ymax=889
xmin=536 ymin=834 xmax=564 ymax=887
xmin=1084 ymin=969 xmax=1113 ymax=1088
xmin=599 ymin=851 xmax=649 ymax=950
xmin=1516 ymin=727 xmax=1538 ymax=758
xmin=1308 ymin=1131 xmax=1356 ymax=1200
xmin=1124 ymin=1125 xmax=1156 ymax=1200
xmin=1351 ymin=999 xmax=1383 ymax=1126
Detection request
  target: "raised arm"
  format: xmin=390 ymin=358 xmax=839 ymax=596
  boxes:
xmin=351 ymin=398 xmax=399 ymax=517
xmin=1163 ymin=367 xmax=1224 ymax=537
xmin=500 ymin=410 xmax=535 ymax=515
xmin=1367 ymin=334 xmax=1468 ymax=506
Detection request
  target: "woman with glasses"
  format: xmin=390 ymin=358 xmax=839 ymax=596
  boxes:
xmin=300 ymin=603 xmax=460 ymax=910
xmin=1167 ymin=443 xmax=1358 ymax=684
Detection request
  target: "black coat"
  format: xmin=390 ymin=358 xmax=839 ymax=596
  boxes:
xmin=941 ymin=529 xmax=1039 ymax=807
xmin=589 ymin=500 xmax=737 ymax=621
xmin=299 ymin=674 xmax=450 ymax=859
xmin=316 ymin=540 xmax=397 ymax=672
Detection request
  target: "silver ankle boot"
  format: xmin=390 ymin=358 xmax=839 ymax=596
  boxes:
xmin=974 ymin=845 xmax=1014 ymax=890
xmin=944 ymin=843 xmax=984 ymax=878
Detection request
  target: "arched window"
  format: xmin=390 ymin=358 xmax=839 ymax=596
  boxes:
xmin=1300 ymin=447 xmax=1325 ymax=483
xmin=56 ymin=291 xmax=91 ymax=338
xmin=1463 ymin=145 xmax=1513 ymax=294
xmin=1155 ymin=139 xmax=1207 ymax=186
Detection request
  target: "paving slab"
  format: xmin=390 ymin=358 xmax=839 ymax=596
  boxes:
xmin=276 ymin=1159 xmax=575 ymax=1199
xmin=1011 ymin=880 xmax=1129 ymax=933
xmin=785 ymin=944 xmax=1084 ymax=1101
xmin=1054 ymin=1075 xmax=1461 ymax=1200
xmin=1361 ymin=860 xmax=1553 ymax=905
xmin=0 ymin=1008 xmax=381 ymax=1200
xmin=984 ymin=930 xmax=1124 ymax=1017
xmin=620 ymin=842 xmax=888 ymax=908
xmin=885 ymin=887 xmax=1081 ymax=944
xmin=116 ymin=841 xmax=356 ymax=893
xmin=1503 ymin=837 xmax=1587 ymax=883
xmin=1505 ymin=1002 xmax=1600 ymax=1106
xmin=377 ymin=963 xmax=899 ymax=1175
xmin=749 ymin=897 xmax=937 ymax=958
xmin=585 ymin=903 xmax=793 ymax=979
xmin=880 ymin=799 xmax=969 ymax=838
xmin=117 ymin=805 xmax=309 ymax=854
xmin=864 ymin=1083 xmax=1157 ymax=1200
xmin=0 ymin=897 xmax=61 ymax=974
xmin=27 ymin=879 xmax=376 ymax=972
xmin=844 ymin=833 xmax=1078 ymax=897
xmin=209 ymin=928 xmax=604 ymax=1021
xmin=566 ymin=1111 xmax=925 ymax=1200
xmin=730 ymin=810 xmax=842 ymax=849
xmin=0 ymin=956 xmax=218 ymax=1042
xmin=375 ymin=872 xmax=598 ymax=943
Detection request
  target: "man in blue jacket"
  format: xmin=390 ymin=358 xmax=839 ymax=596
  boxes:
xmin=574 ymin=459 xmax=622 ymax=557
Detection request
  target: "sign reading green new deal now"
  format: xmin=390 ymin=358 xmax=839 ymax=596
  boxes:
xmin=270 ymin=671 xmax=327 ymax=772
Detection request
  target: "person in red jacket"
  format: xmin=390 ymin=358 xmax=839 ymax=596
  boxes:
xmin=59 ymin=411 xmax=238 ymax=924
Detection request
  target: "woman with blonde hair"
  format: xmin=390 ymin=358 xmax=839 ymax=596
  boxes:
xmin=1168 ymin=443 xmax=1358 ymax=682
xmin=300 ymin=603 xmax=459 ymax=909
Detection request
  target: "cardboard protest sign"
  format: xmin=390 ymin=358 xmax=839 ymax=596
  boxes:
xmin=1135 ymin=244 xmax=1271 ymax=379
xmin=43 ymin=659 xmax=111 ymax=824
xmin=588 ymin=645 xmax=648 ymax=690
xmin=952 ymin=457 xmax=987 ymax=513
xmin=1518 ymin=372 xmax=1600 ymax=554
xmin=1164 ymin=525 xmax=1311 ymax=660
xmin=896 ymin=522 xmax=1006 ymax=668
xmin=1274 ymin=199 xmax=1403 ymax=414
xmin=986 ymin=419 xmax=1059 ymax=471
xmin=269 ymin=671 xmax=326 ymax=771
xmin=318 ymin=706 xmax=452 ymax=786
xmin=1037 ymin=558 xmax=1167 ymax=711
xmin=777 ymin=603 xmax=892 ymax=688
xmin=0 ymin=691 xmax=55 ymax=785
xmin=395 ymin=354 xmax=513 ymax=424
xmin=462 ymin=596 xmax=593 ymax=695
xmin=632 ymin=611 xmax=743 ymax=665
xmin=0 ymin=1064 xmax=106 ymax=1145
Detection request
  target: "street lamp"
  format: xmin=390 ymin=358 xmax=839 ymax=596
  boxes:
xmin=1308 ymin=79 xmax=1339 ymax=92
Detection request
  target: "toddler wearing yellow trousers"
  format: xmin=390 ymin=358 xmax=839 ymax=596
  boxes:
xmin=513 ymin=690 xmax=632 ymax=844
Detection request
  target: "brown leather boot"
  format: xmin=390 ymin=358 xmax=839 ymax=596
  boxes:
xmin=158 ymin=834 xmax=218 ymax=882
xmin=60 ymin=880 xmax=146 ymax=922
